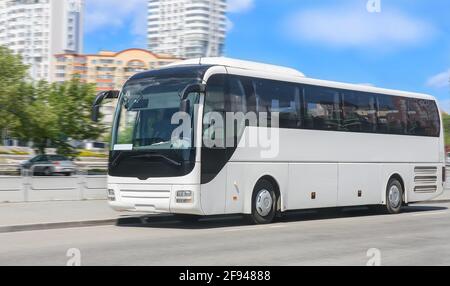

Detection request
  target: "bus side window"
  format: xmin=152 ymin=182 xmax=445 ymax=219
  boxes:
xmin=408 ymin=99 xmax=440 ymax=137
xmin=253 ymin=79 xmax=300 ymax=129
xmin=342 ymin=91 xmax=377 ymax=133
xmin=426 ymin=101 xmax=441 ymax=137
xmin=407 ymin=98 xmax=427 ymax=136
xmin=304 ymin=86 xmax=341 ymax=131
xmin=227 ymin=76 xmax=248 ymax=145
xmin=204 ymin=74 xmax=226 ymax=148
xmin=378 ymin=95 xmax=407 ymax=135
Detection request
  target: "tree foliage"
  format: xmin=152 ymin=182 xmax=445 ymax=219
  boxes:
xmin=0 ymin=46 xmax=29 ymax=132
xmin=443 ymin=113 xmax=450 ymax=148
xmin=0 ymin=46 xmax=105 ymax=157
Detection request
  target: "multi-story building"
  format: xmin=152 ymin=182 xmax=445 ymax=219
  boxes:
xmin=148 ymin=0 xmax=227 ymax=59
xmin=53 ymin=48 xmax=180 ymax=125
xmin=53 ymin=48 xmax=179 ymax=91
xmin=0 ymin=0 xmax=83 ymax=81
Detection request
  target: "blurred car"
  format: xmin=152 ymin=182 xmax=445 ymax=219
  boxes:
xmin=18 ymin=155 xmax=77 ymax=176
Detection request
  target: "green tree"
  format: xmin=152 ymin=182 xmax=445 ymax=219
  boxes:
xmin=0 ymin=46 xmax=29 ymax=133
xmin=14 ymin=81 xmax=60 ymax=154
xmin=11 ymin=79 xmax=105 ymax=157
xmin=1 ymin=46 xmax=105 ymax=157
xmin=48 ymin=79 xmax=105 ymax=157
xmin=443 ymin=113 xmax=450 ymax=148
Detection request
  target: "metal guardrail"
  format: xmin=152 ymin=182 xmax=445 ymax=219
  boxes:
xmin=0 ymin=163 xmax=108 ymax=203
xmin=1 ymin=163 xmax=450 ymax=203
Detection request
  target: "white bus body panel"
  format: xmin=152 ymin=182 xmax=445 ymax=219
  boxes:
xmin=108 ymin=164 xmax=204 ymax=215
xmin=212 ymin=127 xmax=444 ymax=215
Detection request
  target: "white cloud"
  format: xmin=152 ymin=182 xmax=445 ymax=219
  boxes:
xmin=85 ymin=0 xmax=147 ymax=36
xmin=228 ymin=0 xmax=254 ymax=13
xmin=427 ymin=69 xmax=450 ymax=88
xmin=284 ymin=5 xmax=435 ymax=51
xmin=226 ymin=17 xmax=235 ymax=32
xmin=84 ymin=0 xmax=254 ymax=45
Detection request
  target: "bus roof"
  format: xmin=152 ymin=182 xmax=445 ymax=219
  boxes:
xmin=166 ymin=57 xmax=306 ymax=78
xmin=165 ymin=57 xmax=436 ymax=101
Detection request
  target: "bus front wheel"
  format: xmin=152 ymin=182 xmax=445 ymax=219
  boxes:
xmin=384 ymin=178 xmax=404 ymax=214
xmin=248 ymin=179 xmax=277 ymax=224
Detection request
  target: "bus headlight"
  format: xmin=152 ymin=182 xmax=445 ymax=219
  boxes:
xmin=176 ymin=190 xmax=193 ymax=203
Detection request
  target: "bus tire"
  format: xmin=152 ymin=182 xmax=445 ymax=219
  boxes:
xmin=385 ymin=178 xmax=404 ymax=214
xmin=248 ymin=179 xmax=277 ymax=224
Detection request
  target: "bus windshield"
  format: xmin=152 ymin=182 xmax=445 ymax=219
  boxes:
xmin=112 ymin=77 xmax=200 ymax=151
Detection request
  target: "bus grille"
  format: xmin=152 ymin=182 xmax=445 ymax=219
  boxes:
xmin=120 ymin=189 xmax=171 ymax=200
xmin=414 ymin=167 xmax=438 ymax=193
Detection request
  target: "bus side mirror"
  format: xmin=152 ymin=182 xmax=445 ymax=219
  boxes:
xmin=91 ymin=90 xmax=120 ymax=122
xmin=180 ymin=99 xmax=191 ymax=114
xmin=180 ymin=83 xmax=205 ymax=100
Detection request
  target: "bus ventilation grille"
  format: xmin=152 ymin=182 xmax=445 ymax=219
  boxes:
xmin=414 ymin=167 xmax=438 ymax=193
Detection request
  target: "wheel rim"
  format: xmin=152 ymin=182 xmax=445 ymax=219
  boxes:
xmin=388 ymin=185 xmax=401 ymax=209
xmin=256 ymin=189 xmax=273 ymax=217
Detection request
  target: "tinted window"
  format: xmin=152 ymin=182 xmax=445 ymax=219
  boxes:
xmin=228 ymin=76 xmax=247 ymax=113
xmin=204 ymin=74 xmax=225 ymax=114
xmin=227 ymin=76 xmax=254 ymax=145
xmin=377 ymin=95 xmax=407 ymax=135
xmin=30 ymin=155 xmax=43 ymax=162
xmin=407 ymin=98 xmax=440 ymax=137
xmin=253 ymin=79 xmax=301 ymax=129
xmin=204 ymin=74 xmax=226 ymax=147
xmin=304 ymin=86 xmax=341 ymax=131
xmin=49 ymin=155 xmax=68 ymax=161
xmin=342 ymin=91 xmax=377 ymax=133
xmin=205 ymin=75 xmax=440 ymax=138
xmin=37 ymin=156 xmax=48 ymax=162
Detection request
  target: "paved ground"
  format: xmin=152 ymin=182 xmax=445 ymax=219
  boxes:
xmin=0 ymin=200 xmax=137 ymax=228
xmin=1 ymin=202 xmax=450 ymax=266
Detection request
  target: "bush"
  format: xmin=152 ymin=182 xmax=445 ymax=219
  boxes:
xmin=78 ymin=150 xmax=108 ymax=158
xmin=11 ymin=150 xmax=29 ymax=155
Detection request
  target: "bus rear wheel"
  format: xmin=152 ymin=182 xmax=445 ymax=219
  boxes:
xmin=385 ymin=178 xmax=404 ymax=214
xmin=248 ymin=179 xmax=277 ymax=224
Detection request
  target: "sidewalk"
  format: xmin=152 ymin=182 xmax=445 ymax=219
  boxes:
xmin=0 ymin=200 xmax=144 ymax=232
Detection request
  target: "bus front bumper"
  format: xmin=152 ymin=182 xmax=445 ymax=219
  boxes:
xmin=107 ymin=183 xmax=203 ymax=215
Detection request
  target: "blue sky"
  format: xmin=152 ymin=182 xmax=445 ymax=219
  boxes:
xmin=84 ymin=0 xmax=450 ymax=112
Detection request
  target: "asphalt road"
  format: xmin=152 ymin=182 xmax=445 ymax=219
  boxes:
xmin=1 ymin=202 xmax=450 ymax=266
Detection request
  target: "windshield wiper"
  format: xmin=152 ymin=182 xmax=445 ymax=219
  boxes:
xmin=111 ymin=152 xmax=124 ymax=167
xmin=130 ymin=153 xmax=182 ymax=166
xmin=126 ymin=90 xmax=145 ymax=111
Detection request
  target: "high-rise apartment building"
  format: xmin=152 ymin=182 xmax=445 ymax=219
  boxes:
xmin=148 ymin=0 xmax=227 ymax=59
xmin=0 ymin=0 xmax=84 ymax=81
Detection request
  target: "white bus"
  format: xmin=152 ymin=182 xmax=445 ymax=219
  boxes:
xmin=92 ymin=58 xmax=446 ymax=224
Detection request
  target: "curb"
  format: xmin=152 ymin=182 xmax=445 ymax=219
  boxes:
xmin=0 ymin=214 xmax=174 ymax=234
xmin=0 ymin=219 xmax=117 ymax=234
